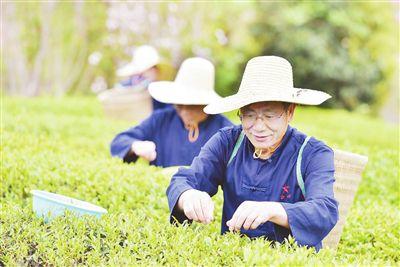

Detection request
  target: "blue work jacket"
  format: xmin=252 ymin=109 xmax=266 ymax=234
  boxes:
xmin=110 ymin=108 xmax=233 ymax=167
xmin=167 ymin=125 xmax=338 ymax=250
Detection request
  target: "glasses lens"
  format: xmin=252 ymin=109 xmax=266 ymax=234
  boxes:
xmin=241 ymin=112 xmax=255 ymax=127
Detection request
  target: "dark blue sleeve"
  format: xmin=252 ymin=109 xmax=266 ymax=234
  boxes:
xmin=110 ymin=114 xmax=157 ymax=163
xmin=166 ymin=130 xmax=230 ymax=224
xmin=280 ymin=145 xmax=339 ymax=248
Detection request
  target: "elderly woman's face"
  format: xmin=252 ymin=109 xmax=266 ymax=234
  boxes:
xmin=240 ymin=101 xmax=295 ymax=149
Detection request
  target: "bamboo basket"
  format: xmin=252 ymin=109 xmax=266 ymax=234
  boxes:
xmin=322 ymin=148 xmax=368 ymax=249
xmin=98 ymin=87 xmax=152 ymax=122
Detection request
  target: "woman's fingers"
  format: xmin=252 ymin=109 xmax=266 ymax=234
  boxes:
xmin=207 ymin=197 xmax=215 ymax=222
xmin=133 ymin=141 xmax=157 ymax=161
xmin=227 ymin=201 xmax=271 ymax=232
xmin=233 ymin=210 xmax=250 ymax=231
xmin=227 ymin=201 xmax=261 ymax=231
xmin=181 ymin=191 xmax=214 ymax=224
xmin=227 ymin=204 xmax=249 ymax=231
xmin=193 ymin=198 xmax=206 ymax=222
xmin=200 ymin=194 xmax=214 ymax=223
xmin=183 ymin=201 xmax=198 ymax=221
xmin=242 ymin=212 xmax=258 ymax=230
xmin=147 ymin=141 xmax=156 ymax=150
xmin=140 ymin=149 xmax=156 ymax=161
xmin=148 ymin=151 xmax=157 ymax=161
xmin=250 ymin=216 xmax=265 ymax=230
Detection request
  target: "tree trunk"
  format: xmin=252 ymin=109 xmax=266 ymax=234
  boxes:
xmin=2 ymin=2 xmax=29 ymax=95
xmin=26 ymin=2 xmax=55 ymax=96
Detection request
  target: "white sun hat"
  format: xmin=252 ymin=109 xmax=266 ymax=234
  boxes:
xmin=116 ymin=45 xmax=160 ymax=77
xmin=148 ymin=57 xmax=221 ymax=105
xmin=204 ymin=56 xmax=331 ymax=114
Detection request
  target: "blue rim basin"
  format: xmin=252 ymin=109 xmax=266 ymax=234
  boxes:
xmin=31 ymin=190 xmax=107 ymax=221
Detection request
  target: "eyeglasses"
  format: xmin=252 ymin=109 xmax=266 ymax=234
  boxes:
xmin=238 ymin=109 xmax=286 ymax=127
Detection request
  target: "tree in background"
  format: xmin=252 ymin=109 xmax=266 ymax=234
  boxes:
xmin=1 ymin=1 xmax=108 ymax=96
xmin=250 ymin=2 xmax=398 ymax=113
xmin=2 ymin=1 xmax=398 ymax=115
xmin=104 ymin=1 xmax=258 ymax=97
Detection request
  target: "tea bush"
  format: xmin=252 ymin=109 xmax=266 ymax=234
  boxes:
xmin=1 ymin=96 xmax=398 ymax=265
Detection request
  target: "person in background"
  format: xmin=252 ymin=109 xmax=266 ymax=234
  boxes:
xmin=166 ymin=56 xmax=338 ymax=251
xmin=116 ymin=45 xmax=171 ymax=111
xmin=110 ymin=57 xmax=233 ymax=167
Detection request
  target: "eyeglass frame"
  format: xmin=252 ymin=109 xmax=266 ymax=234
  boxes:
xmin=237 ymin=106 xmax=289 ymax=127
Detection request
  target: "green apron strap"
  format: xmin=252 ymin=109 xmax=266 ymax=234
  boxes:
xmin=228 ymin=131 xmax=245 ymax=165
xmin=296 ymin=136 xmax=311 ymax=198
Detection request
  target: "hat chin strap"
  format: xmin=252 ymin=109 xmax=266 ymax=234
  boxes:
xmin=178 ymin=108 xmax=208 ymax=143
xmin=253 ymin=148 xmax=273 ymax=159
xmin=182 ymin=116 xmax=207 ymax=143
xmin=253 ymin=149 xmax=265 ymax=159
xmin=186 ymin=123 xmax=200 ymax=143
xmin=253 ymin=132 xmax=285 ymax=159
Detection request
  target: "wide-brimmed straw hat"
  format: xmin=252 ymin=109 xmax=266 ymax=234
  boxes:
xmin=148 ymin=57 xmax=221 ymax=105
xmin=204 ymin=56 xmax=331 ymax=114
xmin=116 ymin=45 xmax=160 ymax=77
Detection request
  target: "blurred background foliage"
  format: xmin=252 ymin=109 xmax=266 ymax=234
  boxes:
xmin=1 ymin=1 xmax=398 ymax=115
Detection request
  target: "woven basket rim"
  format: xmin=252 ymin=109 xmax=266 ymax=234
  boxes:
xmin=333 ymin=148 xmax=368 ymax=166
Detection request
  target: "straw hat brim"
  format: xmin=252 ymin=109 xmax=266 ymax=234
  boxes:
xmin=204 ymin=87 xmax=331 ymax=114
xmin=116 ymin=61 xmax=158 ymax=77
xmin=148 ymin=81 xmax=222 ymax=105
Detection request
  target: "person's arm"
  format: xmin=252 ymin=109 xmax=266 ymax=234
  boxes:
xmin=226 ymin=144 xmax=338 ymax=248
xmin=166 ymin=129 xmax=233 ymax=224
xmin=110 ymin=114 xmax=156 ymax=163
xmin=279 ymin=145 xmax=339 ymax=247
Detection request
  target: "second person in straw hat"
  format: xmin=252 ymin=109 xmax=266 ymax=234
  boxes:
xmin=110 ymin=57 xmax=233 ymax=167
xmin=116 ymin=45 xmax=172 ymax=111
xmin=167 ymin=56 xmax=338 ymax=251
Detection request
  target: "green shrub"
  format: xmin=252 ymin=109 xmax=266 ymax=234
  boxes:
xmin=248 ymin=2 xmax=398 ymax=113
xmin=1 ymin=96 xmax=398 ymax=265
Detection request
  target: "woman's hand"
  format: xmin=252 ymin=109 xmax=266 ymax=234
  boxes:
xmin=177 ymin=189 xmax=214 ymax=224
xmin=131 ymin=141 xmax=157 ymax=161
xmin=226 ymin=201 xmax=289 ymax=232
